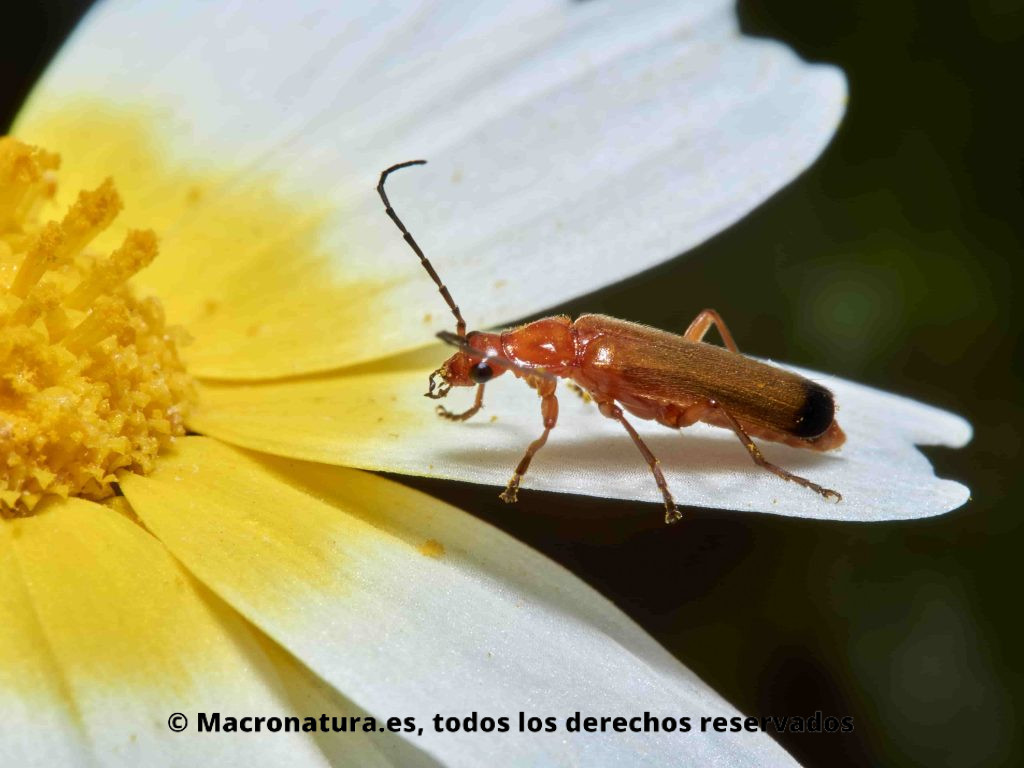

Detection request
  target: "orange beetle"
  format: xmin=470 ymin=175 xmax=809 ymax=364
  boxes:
xmin=380 ymin=161 xmax=844 ymax=523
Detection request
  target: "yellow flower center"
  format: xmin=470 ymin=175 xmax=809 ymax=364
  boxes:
xmin=1 ymin=138 xmax=193 ymax=515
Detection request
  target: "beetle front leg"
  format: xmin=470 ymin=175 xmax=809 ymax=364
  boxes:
xmin=714 ymin=402 xmax=842 ymax=501
xmin=499 ymin=380 xmax=558 ymax=504
xmin=683 ymin=308 xmax=740 ymax=353
xmin=437 ymin=383 xmax=485 ymax=421
xmin=594 ymin=397 xmax=682 ymax=524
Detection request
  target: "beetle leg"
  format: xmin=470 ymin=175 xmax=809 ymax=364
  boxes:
xmin=499 ymin=380 xmax=558 ymax=504
xmin=566 ymin=381 xmax=592 ymax=405
xmin=683 ymin=308 xmax=739 ymax=353
xmin=713 ymin=402 xmax=842 ymax=501
xmin=437 ymin=383 xmax=485 ymax=421
xmin=594 ymin=397 xmax=682 ymax=524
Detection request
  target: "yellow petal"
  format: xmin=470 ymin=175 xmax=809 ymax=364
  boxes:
xmin=13 ymin=104 xmax=395 ymax=381
xmin=187 ymin=348 xmax=440 ymax=473
xmin=117 ymin=438 xmax=362 ymax=619
xmin=0 ymin=516 xmax=87 ymax=765
xmin=0 ymin=498 xmax=330 ymax=766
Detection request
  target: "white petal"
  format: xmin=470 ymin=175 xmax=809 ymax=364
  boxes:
xmin=121 ymin=438 xmax=801 ymax=767
xmin=258 ymin=638 xmax=439 ymax=768
xmin=192 ymin=353 xmax=970 ymax=521
xmin=17 ymin=0 xmax=845 ymax=376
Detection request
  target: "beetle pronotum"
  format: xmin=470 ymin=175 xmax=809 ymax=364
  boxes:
xmin=378 ymin=160 xmax=845 ymax=523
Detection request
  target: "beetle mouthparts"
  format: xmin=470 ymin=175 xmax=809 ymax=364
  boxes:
xmin=425 ymin=367 xmax=452 ymax=399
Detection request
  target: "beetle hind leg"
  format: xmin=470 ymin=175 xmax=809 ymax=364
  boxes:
xmin=715 ymin=403 xmax=842 ymax=501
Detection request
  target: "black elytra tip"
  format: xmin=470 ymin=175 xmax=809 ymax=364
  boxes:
xmin=793 ymin=382 xmax=836 ymax=439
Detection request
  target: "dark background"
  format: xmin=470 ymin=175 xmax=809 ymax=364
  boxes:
xmin=4 ymin=2 xmax=1020 ymax=766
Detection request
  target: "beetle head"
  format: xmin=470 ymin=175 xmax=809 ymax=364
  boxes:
xmin=426 ymin=331 xmax=508 ymax=398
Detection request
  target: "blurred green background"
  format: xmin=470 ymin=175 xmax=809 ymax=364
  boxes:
xmin=3 ymin=1 xmax=1020 ymax=766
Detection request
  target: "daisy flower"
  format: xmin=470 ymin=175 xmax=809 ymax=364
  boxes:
xmin=2 ymin=1 xmax=969 ymax=766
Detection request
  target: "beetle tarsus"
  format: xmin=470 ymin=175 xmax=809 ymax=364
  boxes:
xmin=436 ymin=383 xmax=485 ymax=421
xmin=437 ymin=403 xmax=481 ymax=421
xmin=776 ymin=472 xmax=842 ymax=502
xmin=813 ymin=484 xmax=842 ymax=502
xmin=664 ymin=505 xmax=683 ymax=525
xmin=499 ymin=476 xmax=521 ymax=504
xmin=566 ymin=381 xmax=592 ymax=404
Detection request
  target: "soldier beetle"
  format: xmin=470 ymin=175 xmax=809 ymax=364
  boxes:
xmin=378 ymin=160 xmax=845 ymax=524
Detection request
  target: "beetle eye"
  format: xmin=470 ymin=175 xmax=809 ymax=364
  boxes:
xmin=469 ymin=361 xmax=494 ymax=384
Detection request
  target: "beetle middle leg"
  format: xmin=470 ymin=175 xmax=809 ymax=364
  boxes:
xmin=566 ymin=381 xmax=592 ymax=405
xmin=683 ymin=308 xmax=739 ymax=352
xmin=593 ymin=397 xmax=682 ymax=524
xmin=437 ymin=383 xmax=485 ymax=421
xmin=499 ymin=379 xmax=558 ymax=504
xmin=714 ymin=402 xmax=842 ymax=501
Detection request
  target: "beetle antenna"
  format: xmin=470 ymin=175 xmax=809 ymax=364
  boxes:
xmin=436 ymin=331 xmax=556 ymax=382
xmin=378 ymin=160 xmax=467 ymax=339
